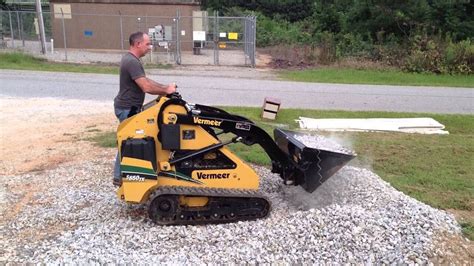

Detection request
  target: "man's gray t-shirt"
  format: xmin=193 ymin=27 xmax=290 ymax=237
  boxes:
xmin=114 ymin=52 xmax=146 ymax=109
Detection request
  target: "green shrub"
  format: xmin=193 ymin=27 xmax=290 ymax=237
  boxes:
xmin=403 ymin=35 xmax=473 ymax=75
xmin=336 ymin=33 xmax=373 ymax=58
xmin=371 ymin=34 xmax=408 ymax=66
xmin=444 ymin=40 xmax=473 ymax=74
xmin=403 ymin=35 xmax=444 ymax=73
xmin=255 ymin=14 xmax=303 ymax=47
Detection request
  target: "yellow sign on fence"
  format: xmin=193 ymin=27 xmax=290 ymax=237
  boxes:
xmin=228 ymin=32 xmax=238 ymax=40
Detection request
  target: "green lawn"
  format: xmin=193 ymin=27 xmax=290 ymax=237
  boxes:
xmin=0 ymin=52 xmax=171 ymax=74
xmin=280 ymin=68 xmax=474 ymax=88
xmin=89 ymin=107 xmax=473 ymax=239
xmin=0 ymin=52 xmax=119 ymax=74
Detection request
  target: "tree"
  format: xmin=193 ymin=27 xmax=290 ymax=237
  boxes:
xmin=429 ymin=0 xmax=474 ymax=41
xmin=202 ymin=0 xmax=314 ymax=22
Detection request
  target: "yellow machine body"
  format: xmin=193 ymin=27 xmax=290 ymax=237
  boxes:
xmin=115 ymin=94 xmax=354 ymax=225
xmin=116 ymin=97 xmax=258 ymax=205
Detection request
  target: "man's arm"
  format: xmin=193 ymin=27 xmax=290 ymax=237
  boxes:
xmin=135 ymin=77 xmax=176 ymax=95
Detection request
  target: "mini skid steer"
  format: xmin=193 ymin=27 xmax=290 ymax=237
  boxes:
xmin=116 ymin=93 xmax=355 ymax=225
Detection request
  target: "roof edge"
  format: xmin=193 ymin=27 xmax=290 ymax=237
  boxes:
xmin=49 ymin=0 xmax=200 ymax=5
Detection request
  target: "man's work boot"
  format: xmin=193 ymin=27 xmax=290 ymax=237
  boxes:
xmin=113 ymin=177 xmax=122 ymax=187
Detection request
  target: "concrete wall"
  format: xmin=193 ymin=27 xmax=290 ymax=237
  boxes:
xmin=50 ymin=2 xmax=199 ymax=50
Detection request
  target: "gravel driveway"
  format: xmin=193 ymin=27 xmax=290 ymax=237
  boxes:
xmin=0 ymin=97 xmax=472 ymax=264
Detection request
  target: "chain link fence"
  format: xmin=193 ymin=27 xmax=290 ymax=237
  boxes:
xmin=0 ymin=9 xmax=256 ymax=67
xmin=0 ymin=9 xmax=52 ymax=49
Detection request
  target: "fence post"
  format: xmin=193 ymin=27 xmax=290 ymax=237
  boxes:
xmin=213 ymin=10 xmax=219 ymax=65
xmin=35 ymin=0 xmax=47 ymax=54
xmin=61 ymin=8 xmax=68 ymax=61
xmin=8 ymin=11 xmax=14 ymax=48
xmin=176 ymin=9 xmax=181 ymax=65
xmin=15 ymin=11 xmax=22 ymax=47
xmin=145 ymin=14 xmax=152 ymax=63
xmin=145 ymin=14 xmax=148 ymax=31
xmin=244 ymin=17 xmax=248 ymax=66
xmin=19 ymin=11 xmax=25 ymax=47
xmin=252 ymin=16 xmax=256 ymax=67
xmin=119 ymin=12 xmax=124 ymax=50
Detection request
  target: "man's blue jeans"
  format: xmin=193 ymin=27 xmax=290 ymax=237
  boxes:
xmin=113 ymin=107 xmax=131 ymax=184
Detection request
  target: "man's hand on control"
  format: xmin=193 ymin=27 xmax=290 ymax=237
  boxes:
xmin=167 ymin=83 xmax=177 ymax=94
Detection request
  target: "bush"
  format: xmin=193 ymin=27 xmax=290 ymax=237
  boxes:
xmin=403 ymin=35 xmax=473 ymax=74
xmin=336 ymin=33 xmax=373 ymax=58
xmin=255 ymin=14 xmax=303 ymax=47
xmin=265 ymin=44 xmax=318 ymax=68
xmin=371 ymin=34 xmax=409 ymax=67
xmin=315 ymin=31 xmax=337 ymax=65
xmin=444 ymin=40 xmax=474 ymax=74
xmin=403 ymin=35 xmax=444 ymax=73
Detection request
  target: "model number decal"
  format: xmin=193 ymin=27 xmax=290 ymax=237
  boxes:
xmin=126 ymin=174 xmax=145 ymax=182
xmin=236 ymin=123 xmax=251 ymax=131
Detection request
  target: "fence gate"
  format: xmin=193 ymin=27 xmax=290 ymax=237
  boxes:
xmin=176 ymin=11 xmax=256 ymax=67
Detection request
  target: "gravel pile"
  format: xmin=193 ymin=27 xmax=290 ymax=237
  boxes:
xmin=0 ymin=149 xmax=462 ymax=264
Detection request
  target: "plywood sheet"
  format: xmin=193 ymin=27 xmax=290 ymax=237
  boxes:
xmin=297 ymin=117 xmax=449 ymax=134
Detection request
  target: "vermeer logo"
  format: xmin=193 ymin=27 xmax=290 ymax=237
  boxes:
xmin=197 ymin=172 xmax=230 ymax=179
xmin=193 ymin=117 xmax=222 ymax=126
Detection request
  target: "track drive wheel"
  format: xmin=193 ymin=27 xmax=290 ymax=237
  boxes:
xmin=148 ymin=195 xmax=178 ymax=225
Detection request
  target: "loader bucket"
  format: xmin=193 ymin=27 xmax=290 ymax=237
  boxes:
xmin=274 ymin=129 xmax=356 ymax=193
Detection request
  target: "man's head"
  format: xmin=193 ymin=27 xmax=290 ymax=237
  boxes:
xmin=129 ymin=32 xmax=151 ymax=58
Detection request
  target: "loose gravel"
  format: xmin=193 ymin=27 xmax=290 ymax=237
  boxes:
xmin=0 ymin=147 xmax=462 ymax=264
xmin=293 ymin=133 xmax=355 ymax=155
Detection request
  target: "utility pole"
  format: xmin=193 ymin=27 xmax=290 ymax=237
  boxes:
xmin=35 ymin=0 xmax=46 ymax=54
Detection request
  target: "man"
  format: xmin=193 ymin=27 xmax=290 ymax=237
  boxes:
xmin=113 ymin=31 xmax=176 ymax=186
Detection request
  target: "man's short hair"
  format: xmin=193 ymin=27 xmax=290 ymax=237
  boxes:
xmin=129 ymin=32 xmax=145 ymax=46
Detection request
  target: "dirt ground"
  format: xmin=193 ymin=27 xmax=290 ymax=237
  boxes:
xmin=0 ymin=97 xmax=115 ymax=175
xmin=0 ymin=97 xmax=472 ymax=263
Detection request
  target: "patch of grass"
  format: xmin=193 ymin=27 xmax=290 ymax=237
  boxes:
xmin=0 ymin=52 xmax=172 ymax=74
xmin=460 ymin=222 xmax=474 ymax=240
xmin=87 ymin=131 xmax=116 ymax=148
xmin=280 ymin=68 xmax=474 ymax=88
xmin=230 ymin=142 xmax=271 ymax=165
xmin=143 ymin=62 xmax=174 ymax=69
xmin=0 ymin=52 xmax=119 ymax=74
xmin=88 ymin=107 xmax=473 ymax=239
xmin=353 ymin=131 xmax=473 ymax=210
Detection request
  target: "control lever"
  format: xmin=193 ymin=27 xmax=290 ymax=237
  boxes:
xmin=166 ymin=84 xmax=180 ymax=99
